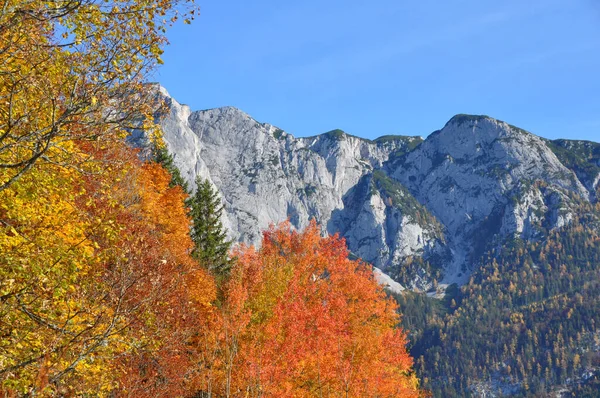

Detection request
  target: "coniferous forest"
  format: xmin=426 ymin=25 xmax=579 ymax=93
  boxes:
xmin=394 ymin=187 xmax=600 ymax=396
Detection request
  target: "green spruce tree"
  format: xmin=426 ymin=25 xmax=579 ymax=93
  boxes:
xmin=189 ymin=177 xmax=232 ymax=277
xmin=152 ymin=146 xmax=189 ymax=191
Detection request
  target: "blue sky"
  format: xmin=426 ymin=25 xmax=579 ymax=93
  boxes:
xmin=157 ymin=0 xmax=600 ymax=141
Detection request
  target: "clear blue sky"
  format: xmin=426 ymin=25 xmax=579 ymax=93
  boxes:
xmin=157 ymin=0 xmax=600 ymax=142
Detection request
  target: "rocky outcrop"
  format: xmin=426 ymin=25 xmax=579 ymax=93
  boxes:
xmin=134 ymin=89 xmax=599 ymax=291
xmin=386 ymin=115 xmax=589 ymax=284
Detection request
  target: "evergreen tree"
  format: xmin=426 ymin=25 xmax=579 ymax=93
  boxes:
xmin=189 ymin=177 xmax=232 ymax=277
xmin=153 ymin=146 xmax=189 ymax=191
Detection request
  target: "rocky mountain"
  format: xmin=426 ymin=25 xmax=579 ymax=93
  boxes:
xmin=131 ymin=86 xmax=600 ymax=294
xmin=386 ymin=115 xmax=594 ymax=286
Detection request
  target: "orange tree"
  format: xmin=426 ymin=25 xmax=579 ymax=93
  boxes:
xmin=217 ymin=221 xmax=424 ymax=397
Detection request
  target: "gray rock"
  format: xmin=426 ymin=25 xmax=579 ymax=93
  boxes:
xmin=135 ymin=90 xmax=598 ymax=291
xmin=388 ymin=115 xmax=589 ymax=285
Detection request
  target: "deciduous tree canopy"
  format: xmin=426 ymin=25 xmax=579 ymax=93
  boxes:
xmin=0 ymin=0 xmax=196 ymax=191
xmin=214 ymin=221 xmax=423 ymax=397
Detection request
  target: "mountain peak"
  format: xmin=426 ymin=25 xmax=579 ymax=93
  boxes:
xmin=444 ymin=114 xmax=494 ymax=128
xmin=324 ymin=129 xmax=347 ymax=139
xmin=304 ymin=128 xmax=368 ymax=143
xmin=444 ymin=114 xmax=533 ymax=138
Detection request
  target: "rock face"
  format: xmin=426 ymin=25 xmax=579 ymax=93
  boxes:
xmin=133 ymin=88 xmax=600 ymax=292
xmin=386 ymin=115 xmax=591 ymax=284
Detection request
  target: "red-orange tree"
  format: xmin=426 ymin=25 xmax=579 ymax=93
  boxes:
xmin=218 ymin=221 xmax=423 ymax=397
xmin=83 ymin=144 xmax=218 ymax=397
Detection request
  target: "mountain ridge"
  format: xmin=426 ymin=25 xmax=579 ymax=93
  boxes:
xmin=134 ymin=85 xmax=599 ymax=294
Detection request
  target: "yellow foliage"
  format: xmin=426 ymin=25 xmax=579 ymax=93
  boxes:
xmin=0 ymin=0 xmax=197 ymax=191
xmin=0 ymin=139 xmax=216 ymax=396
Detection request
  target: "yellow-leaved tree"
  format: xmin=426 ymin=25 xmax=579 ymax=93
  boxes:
xmin=0 ymin=138 xmax=217 ymax=396
xmin=0 ymin=0 xmax=196 ymax=191
xmin=0 ymin=0 xmax=217 ymax=395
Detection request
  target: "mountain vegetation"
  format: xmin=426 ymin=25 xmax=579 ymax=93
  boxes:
xmin=394 ymin=188 xmax=600 ymax=396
